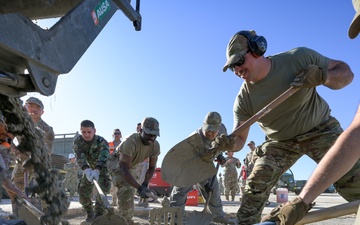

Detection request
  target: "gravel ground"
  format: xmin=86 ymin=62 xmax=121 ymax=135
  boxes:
xmin=0 ymin=192 xmax=357 ymax=224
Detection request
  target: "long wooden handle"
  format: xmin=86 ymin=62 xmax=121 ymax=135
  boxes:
xmin=230 ymin=86 xmax=300 ymax=137
xmin=93 ymin=179 xmax=111 ymax=209
xmin=295 ymin=200 xmax=360 ymax=224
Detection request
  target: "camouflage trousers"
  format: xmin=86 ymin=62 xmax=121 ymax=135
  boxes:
xmin=110 ymin=182 xmax=117 ymax=204
xmin=62 ymin=178 xmax=78 ymax=197
xmin=78 ymin=173 xmax=110 ymax=214
xmin=170 ymin=175 xmax=226 ymax=219
xmin=224 ymin=174 xmax=238 ymax=200
xmin=113 ymin=167 xmax=138 ymax=224
xmin=237 ymin=116 xmax=360 ymax=224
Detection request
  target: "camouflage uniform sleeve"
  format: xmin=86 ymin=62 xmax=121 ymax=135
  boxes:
xmin=73 ymin=137 xmax=89 ymax=170
xmin=44 ymin=126 xmax=55 ymax=152
xmin=63 ymin=163 xmax=70 ymax=171
xmin=37 ymin=119 xmax=55 ymax=153
xmin=95 ymin=136 xmax=110 ymax=170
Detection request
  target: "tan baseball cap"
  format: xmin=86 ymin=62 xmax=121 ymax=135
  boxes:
xmin=349 ymin=0 xmax=360 ymax=39
xmin=26 ymin=97 xmax=44 ymax=109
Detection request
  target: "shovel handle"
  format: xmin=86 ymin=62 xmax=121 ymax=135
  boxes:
xmin=93 ymin=179 xmax=111 ymax=209
xmin=230 ymin=86 xmax=300 ymax=138
xmin=204 ymin=86 xmax=299 ymax=156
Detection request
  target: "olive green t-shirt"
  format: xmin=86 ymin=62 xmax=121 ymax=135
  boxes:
xmin=233 ymin=47 xmax=330 ymax=141
xmin=118 ymin=133 xmax=160 ymax=169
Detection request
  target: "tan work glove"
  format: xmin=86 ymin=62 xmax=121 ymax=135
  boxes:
xmin=290 ymin=65 xmax=327 ymax=88
xmin=211 ymin=134 xmax=236 ymax=151
xmin=261 ymin=196 xmax=312 ymax=225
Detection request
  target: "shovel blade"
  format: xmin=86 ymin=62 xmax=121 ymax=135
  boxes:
xmin=161 ymin=133 xmax=216 ymax=187
xmin=187 ymin=210 xmax=214 ymax=225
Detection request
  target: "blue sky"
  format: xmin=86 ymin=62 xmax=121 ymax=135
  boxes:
xmin=24 ymin=1 xmax=360 ymax=181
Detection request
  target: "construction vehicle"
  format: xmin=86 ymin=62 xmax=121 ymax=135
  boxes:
xmin=0 ymin=0 xmax=142 ymax=97
xmin=0 ymin=1 xmax=142 ymax=223
xmin=271 ymin=169 xmax=307 ymax=195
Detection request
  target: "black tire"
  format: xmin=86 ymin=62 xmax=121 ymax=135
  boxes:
xmin=147 ymin=189 xmax=158 ymax=203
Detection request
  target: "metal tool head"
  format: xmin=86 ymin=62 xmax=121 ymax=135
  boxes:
xmin=161 ymin=133 xmax=216 ymax=187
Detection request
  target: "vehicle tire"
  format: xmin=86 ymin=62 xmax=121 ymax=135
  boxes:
xmin=271 ymin=187 xmax=277 ymax=195
xmin=147 ymin=189 xmax=158 ymax=203
xmin=295 ymin=189 xmax=301 ymax=195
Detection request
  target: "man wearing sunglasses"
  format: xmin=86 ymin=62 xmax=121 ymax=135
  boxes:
xmin=222 ymin=30 xmax=358 ymax=224
xmin=259 ymin=2 xmax=360 ymax=224
xmin=112 ymin=117 xmax=160 ymax=225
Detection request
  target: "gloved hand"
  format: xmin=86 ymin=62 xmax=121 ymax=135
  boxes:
xmin=83 ymin=168 xmax=93 ymax=182
xmin=212 ymin=134 xmax=236 ymax=151
xmin=290 ymin=65 xmax=327 ymax=88
xmin=204 ymin=182 xmax=213 ymax=194
xmin=137 ymin=185 xmax=152 ymax=199
xmin=141 ymin=181 xmax=149 ymax=187
xmin=216 ymin=153 xmax=226 ymax=165
xmin=261 ymin=196 xmax=312 ymax=225
xmin=92 ymin=169 xmax=100 ymax=181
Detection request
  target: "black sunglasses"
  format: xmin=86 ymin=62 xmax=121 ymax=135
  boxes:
xmin=114 ymin=133 xmax=121 ymax=135
xmin=229 ymin=50 xmax=249 ymax=72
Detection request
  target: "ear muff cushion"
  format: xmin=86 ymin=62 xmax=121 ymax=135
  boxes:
xmin=237 ymin=30 xmax=267 ymax=56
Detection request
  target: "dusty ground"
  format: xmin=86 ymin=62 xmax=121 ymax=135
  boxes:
xmin=0 ymin=193 xmax=357 ymax=224
xmin=62 ymin=207 xmax=238 ymax=225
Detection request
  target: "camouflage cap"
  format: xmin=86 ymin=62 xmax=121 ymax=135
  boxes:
xmin=349 ymin=0 xmax=360 ymax=39
xmin=113 ymin=128 xmax=121 ymax=134
xmin=222 ymin=31 xmax=256 ymax=72
xmin=202 ymin=112 xmax=222 ymax=131
xmin=247 ymin=140 xmax=255 ymax=146
xmin=142 ymin=117 xmax=160 ymax=137
xmin=26 ymin=97 xmax=44 ymax=109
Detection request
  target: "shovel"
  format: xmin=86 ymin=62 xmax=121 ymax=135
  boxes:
xmin=91 ymin=179 xmax=128 ymax=225
xmin=162 ymin=86 xmax=300 ymax=187
xmin=15 ymin=197 xmax=44 ymax=225
xmin=187 ymin=162 xmax=220 ymax=225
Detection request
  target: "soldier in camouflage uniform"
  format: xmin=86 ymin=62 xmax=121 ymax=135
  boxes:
xmin=170 ymin=112 xmax=236 ymax=224
xmin=110 ymin=117 xmax=160 ymax=225
xmin=222 ymin=30 xmax=358 ymax=224
xmin=62 ymin=153 xmax=79 ymax=200
xmin=11 ymin=97 xmax=54 ymax=193
xmin=73 ymin=120 xmax=110 ymax=223
xmin=244 ymin=140 xmax=256 ymax=177
xmin=222 ymin=151 xmax=241 ymax=201
xmin=108 ymin=128 xmax=122 ymax=207
xmin=261 ymin=5 xmax=360 ymax=224
xmin=218 ymin=173 xmax=224 ymax=195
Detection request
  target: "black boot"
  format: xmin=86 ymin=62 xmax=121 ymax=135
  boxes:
xmin=94 ymin=211 xmax=104 ymax=220
xmin=83 ymin=210 xmax=94 ymax=223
